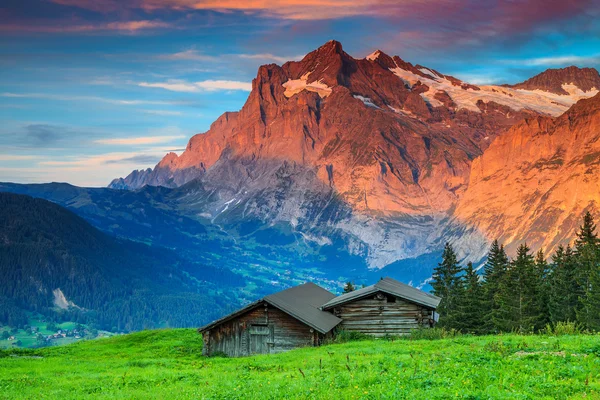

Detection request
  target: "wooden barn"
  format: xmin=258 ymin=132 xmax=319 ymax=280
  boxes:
xmin=198 ymin=277 xmax=440 ymax=357
xmin=321 ymin=277 xmax=441 ymax=337
xmin=198 ymin=283 xmax=342 ymax=357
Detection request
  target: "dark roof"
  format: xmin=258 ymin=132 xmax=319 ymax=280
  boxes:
xmin=322 ymin=277 xmax=441 ymax=310
xmin=199 ymin=282 xmax=342 ymax=334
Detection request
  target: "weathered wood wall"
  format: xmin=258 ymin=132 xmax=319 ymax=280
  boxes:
xmin=333 ymin=293 xmax=434 ymax=337
xmin=203 ymin=301 xmax=325 ymax=357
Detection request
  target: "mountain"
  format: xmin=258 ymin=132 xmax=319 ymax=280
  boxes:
xmin=510 ymin=66 xmax=600 ymax=95
xmin=454 ymin=92 xmax=600 ymax=256
xmin=0 ymin=192 xmax=245 ymax=331
xmin=107 ymin=40 xmax=600 ymax=272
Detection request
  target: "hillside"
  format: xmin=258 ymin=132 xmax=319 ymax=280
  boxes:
xmin=1 ymin=329 xmax=599 ymax=399
xmin=0 ymin=192 xmax=244 ymax=332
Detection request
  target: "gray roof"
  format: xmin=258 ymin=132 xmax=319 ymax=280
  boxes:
xmin=199 ymin=282 xmax=342 ymax=334
xmin=322 ymin=277 xmax=441 ymax=310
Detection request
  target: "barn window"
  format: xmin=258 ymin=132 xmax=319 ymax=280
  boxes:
xmin=386 ymin=295 xmax=396 ymax=303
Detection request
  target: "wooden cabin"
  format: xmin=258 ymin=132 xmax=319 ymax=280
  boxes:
xmin=198 ymin=277 xmax=440 ymax=357
xmin=198 ymin=283 xmax=342 ymax=357
xmin=321 ymin=277 xmax=441 ymax=337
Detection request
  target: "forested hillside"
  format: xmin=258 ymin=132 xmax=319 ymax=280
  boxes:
xmin=0 ymin=193 xmax=244 ymax=332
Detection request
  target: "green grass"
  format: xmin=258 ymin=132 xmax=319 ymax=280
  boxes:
xmin=1 ymin=329 xmax=600 ymax=399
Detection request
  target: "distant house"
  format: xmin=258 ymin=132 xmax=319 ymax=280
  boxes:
xmin=199 ymin=277 xmax=440 ymax=357
xmin=198 ymin=283 xmax=342 ymax=357
xmin=321 ymin=277 xmax=441 ymax=337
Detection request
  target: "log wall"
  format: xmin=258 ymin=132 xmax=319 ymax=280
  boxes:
xmin=202 ymin=301 xmax=325 ymax=357
xmin=334 ymin=293 xmax=434 ymax=337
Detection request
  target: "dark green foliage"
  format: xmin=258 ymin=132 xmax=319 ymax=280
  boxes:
xmin=481 ymin=240 xmax=509 ymax=333
xmin=534 ymin=249 xmax=551 ymax=329
xmin=548 ymin=245 xmax=578 ymax=323
xmin=431 ymin=243 xmax=463 ymax=329
xmin=574 ymin=211 xmax=600 ymax=328
xmin=342 ymin=282 xmax=355 ymax=293
xmin=458 ymin=262 xmax=484 ymax=334
xmin=493 ymin=244 xmax=546 ymax=333
xmin=0 ymin=192 xmax=244 ymax=332
xmin=435 ymin=212 xmax=600 ymax=334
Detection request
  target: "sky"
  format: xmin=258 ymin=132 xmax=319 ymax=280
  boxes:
xmin=1 ymin=0 xmax=599 ymax=187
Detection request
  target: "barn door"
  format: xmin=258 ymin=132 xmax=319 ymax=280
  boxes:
xmin=249 ymin=325 xmax=271 ymax=354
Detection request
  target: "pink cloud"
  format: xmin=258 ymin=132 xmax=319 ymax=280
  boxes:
xmin=0 ymin=19 xmax=171 ymax=33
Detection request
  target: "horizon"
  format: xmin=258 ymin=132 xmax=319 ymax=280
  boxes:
xmin=1 ymin=0 xmax=600 ymax=186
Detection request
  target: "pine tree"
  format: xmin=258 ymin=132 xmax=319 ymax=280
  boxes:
xmin=574 ymin=212 xmax=600 ymax=329
xmin=581 ymin=263 xmax=600 ymax=331
xmin=342 ymin=282 xmax=355 ymax=293
xmin=458 ymin=262 xmax=484 ymax=333
xmin=548 ymin=245 xmax=578 ymax=323
xmin=494 ymin=243 xmax=539 ymax=333
xmin=481 ymin=240 xmax=509 ymax=333
xmin=431 ymin=243 xmax=463 ymax=329
xmin=532 ymin=249 xmax=550 ymax=330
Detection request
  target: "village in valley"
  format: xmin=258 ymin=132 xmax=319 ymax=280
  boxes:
xmin=0 ymin=314 xmax=117 ymax=349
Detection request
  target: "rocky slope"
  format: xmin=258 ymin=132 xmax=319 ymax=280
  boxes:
xmin=108 ymin=40 xmax=600 ymax=270
xmin=511 ymin=66 xmax=600 ymax=95
xmin=454 ymin=92 xmax=600 ymax=257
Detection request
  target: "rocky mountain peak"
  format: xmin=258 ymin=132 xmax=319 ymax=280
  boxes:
xmin=511 ymin=65 xmax=600 ymax=95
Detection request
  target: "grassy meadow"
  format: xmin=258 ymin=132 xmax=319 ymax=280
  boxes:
xmin=1 ymin=329 xmax=600 ymax=399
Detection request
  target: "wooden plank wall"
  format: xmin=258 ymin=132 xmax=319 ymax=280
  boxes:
xmin=203 ymin=301 xmax=321 ymax=357
xmin=334 ymin=293 xmax=433 ymax=337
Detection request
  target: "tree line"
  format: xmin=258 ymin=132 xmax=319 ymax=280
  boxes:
xmin=431 ymin=212 xmax=600 ymax=333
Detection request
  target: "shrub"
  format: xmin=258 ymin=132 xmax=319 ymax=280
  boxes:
xmin=333 ymin=330 xmax=369 ymax=343
xmin=406 ymin=327 xmax=461 ymax=340
xmin=542 ymin=321 xmax=584 ymax=336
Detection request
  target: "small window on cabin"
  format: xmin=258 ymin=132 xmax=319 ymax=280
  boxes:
xmin=386 ymin=295 xmax=396 ymax=303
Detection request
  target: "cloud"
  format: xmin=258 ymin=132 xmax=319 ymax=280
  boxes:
xmin=140 ymin=109 xmax=183 ymax=116
xmin=2 ymin=92 xmax=178 ymax=106
xmin=105 ymin=20 xmax=171 ymax=31
xmin=238 ymin=53 xmax=304 ymax=64
xmin=160 ymin=50 xmax=218 ymax=62
xmin=104 ymin=154 xmax=164 ymax=164
xmin=94 ymin=135 xmax=185 ymax=145
xmin=49 ymin=0 xmax=372 ymax=20
xmin=139 ymin=79 xmax=252 ymax=92
xmin=139 ymin=80 xmax=199 ymax=93
xmin=520 ymin=54 xmax=600 ymax=67
xmin=27 ymin=151 xmax=171 ymax=186
xmin=0 ymin=155 xmax=38 ymax=161
xmin=23 ymin=124 xmax=64 ymax=147
xmin=0 ymin=19 xmax=172 ymax=33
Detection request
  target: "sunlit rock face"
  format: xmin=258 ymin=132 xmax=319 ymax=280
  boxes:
xmin=454 ymin=93 xmax=600 ymax=257
xmin=110 ymin=40 xmax=600 ymax=270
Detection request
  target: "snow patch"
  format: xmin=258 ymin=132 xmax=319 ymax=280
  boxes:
xmin=366 ymin=50 xmax=381 ymax=61
xmin=283 ymin=72 xmax=332 ymax=98
xmin=390 ymin=63 xmax=599 ymax=116
xmin=353 ymin=95 xmax=381 ymax=109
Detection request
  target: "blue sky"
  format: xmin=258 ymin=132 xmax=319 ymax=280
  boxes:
xmin=1 ymin=0 xmax=599 ymax=186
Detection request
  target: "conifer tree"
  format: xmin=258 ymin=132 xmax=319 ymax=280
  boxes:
xmin=431 ymin=242 xmax=463 ymax=329
xmin=494 ymin=243 xmax=539 ymax=333
xmin=574 ymin=212 xmax=600 ymax=328
xmin=532 ymin=249 xmax=550 ymax=330
xmin=548 ymin=245 xmax=578 ymax=323
xmin=481 ymin=240 xmax=509 ymax=333
xmin=342 ymin=282 xmax=355 ymax=293
xmin=458 ymin=262 xmax=484 ymax=333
